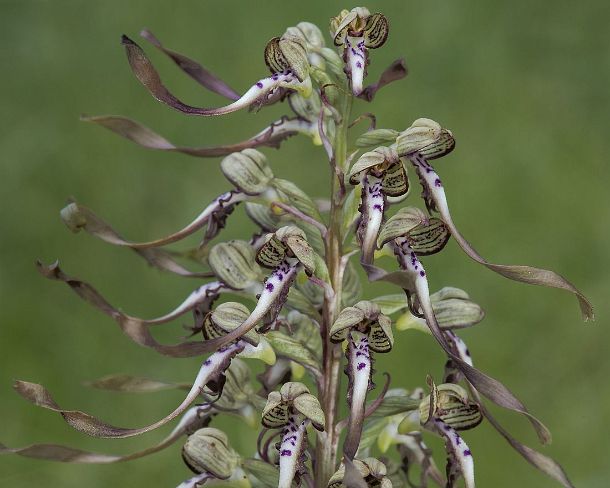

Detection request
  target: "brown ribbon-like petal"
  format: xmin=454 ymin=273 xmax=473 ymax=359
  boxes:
xmin=473 ymin=393 xmax=575 ymax=488
xmin=12 ymin=343 xmax=241 ymax=438
xmin=0 ymin=406 xmax=211 ymax=463
xmin=61 ymin=193 xmax=244 ymax=251
xmin=82 ymin=115 xmax=299 ymax=157
xmin=123 ymin=35 xmax=223 ymax=116
xmin=358 ymin=58 xmax=408 ymax=102
xmin=409 ymin=153 xmax=594 ymax=321
xmin=361 ymin=261 xmax=552 ymax=445
xmin=37 ymin=261 xmax=240 ymax=357
xmin=139 ymin=29 xmax=240 ymax=101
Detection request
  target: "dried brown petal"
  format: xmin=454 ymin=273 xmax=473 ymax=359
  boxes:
xmin=12 ymin=343 xmax=242 ymax=438
xmin=139 ymin=29 xmax=240 ymax=100
xmin=359 ymin=58 xmax=408 ymax=102
xmin=82 ymin=115 xmax=299 ymax=157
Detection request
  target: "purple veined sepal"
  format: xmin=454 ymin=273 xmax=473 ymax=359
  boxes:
xmin=344 ymin=331 xmax=373 ymax=460
xmin=122 ymin=35 xmax=313 ymax=117
xmin=196 ymin=258 xmax=302 ymax=352
xmin=278 ymin=416 xmax=309 ymax=488
xmin=344 ymin=36 xmax=368 ymax=96
xmin=428 ymin=419 xmax=475 ymax=488
xmin=357 ymin=174 xmax=385 ymax=264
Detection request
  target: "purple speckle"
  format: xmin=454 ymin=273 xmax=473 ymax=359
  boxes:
xmin=356 ymin=61 xmax=362 ymax=68
xmin=256 ymin=82 xmax=263 ymax=88
xmin=203 ymin=359 xmax=212 ymax=366
xmin=465 ymin=348 xmax=471 ymax=357
xmin=419 ymin=270 xmax=426 ymax=277
xmin=265 ymin=282 xmax=275 ymax=292
xmin=357 ymin=362 xmax=366 ymax=370
xmin=434 ymin=178 xmax=442 ymax=187
xmin=277 ymin=273 xmax=284 ymax=281
xmin=280 ymin=449 xmax=292 ymax=457
xmin=373 ymin=204 xmax=382 ymax=211
xmin=463 ymin=449 xmax=471 ymax=457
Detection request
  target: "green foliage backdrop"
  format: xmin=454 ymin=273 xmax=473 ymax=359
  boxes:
xmin=1 ymin=1 xmax=608 ymax=486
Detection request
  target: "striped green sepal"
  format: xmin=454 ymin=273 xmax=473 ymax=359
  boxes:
xmin=381 ymin=161 xmax=409 ymax=197
xmin=407 ymin=218 xmax=451 ymax=256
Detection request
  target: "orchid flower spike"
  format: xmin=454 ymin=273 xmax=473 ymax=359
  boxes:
xmin=331 ymin=8 xmax=389 ymax=95
xmin=330 ymin=300 xmax=394 ymax=460
xmin=261 ymin=382 xmax=325 ymax=488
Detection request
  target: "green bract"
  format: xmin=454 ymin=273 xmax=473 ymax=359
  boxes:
xmin=181 ymin=428 xmax=239 ymax=478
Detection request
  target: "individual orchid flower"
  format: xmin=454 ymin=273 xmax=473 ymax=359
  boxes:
xmin=122 ymin=33 xmax=312 ymax=117
xmin=348 ymin=146 xmax=409 ymax=263
xmin=394 ymin=118 xmax=593 ymax=320
xmin=330 ymin=300 xmax=394 ymax=460
xmin=328 ymin=457 xmax=392 ymax=488
xmin=410 ymin=380 xmax=483 ymax=488
xmin=375 ymin=205 xmax=451 ymax=316
xmin=331 ymin=8 xmax=389 ymax=95
xmin=200 ymin=226 xmax=316 ymax=350
xmin=178 ymin=428 xmax=246 ymax=488
xmin=261 ymin=382 xmax=325 ymax=488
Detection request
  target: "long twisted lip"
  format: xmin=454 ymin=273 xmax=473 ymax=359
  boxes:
xmin=122 ymin=35 xmax=311 ymax=117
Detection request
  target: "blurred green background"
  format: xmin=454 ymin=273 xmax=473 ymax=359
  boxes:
xmin=1 ymin=1 xmax=609 ymax=487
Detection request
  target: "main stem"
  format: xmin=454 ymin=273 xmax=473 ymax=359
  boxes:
xmin=315 ymin=92 xmax=352 ymax=487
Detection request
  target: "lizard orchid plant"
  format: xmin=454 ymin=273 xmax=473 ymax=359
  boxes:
xmin=2 ymin=6 xmax=593 ymax=488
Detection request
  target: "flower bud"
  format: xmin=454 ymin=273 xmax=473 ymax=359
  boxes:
xmin=285 ymin=22 xmax=325 ymax=50
xmin=181 ymin=428 xmax=238 ymax=478
xmin=204 ymin=302 xmax=258 ymax=344
xmin=220 ymin=149 xmax=274 ymax=195
xmin=208 ymin=240 xmax=261 ymax=290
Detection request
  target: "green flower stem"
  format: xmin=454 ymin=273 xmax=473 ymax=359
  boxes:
xmin=315 ymin=90 xmax=352 ymax=487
